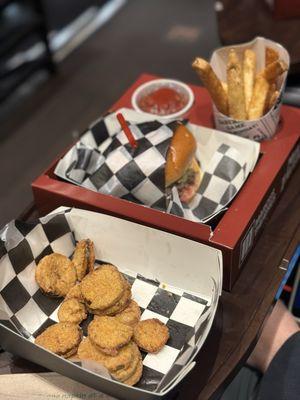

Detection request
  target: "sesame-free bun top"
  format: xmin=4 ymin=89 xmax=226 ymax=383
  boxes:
xmin=165 ymin=123 xmax=197 ymax=187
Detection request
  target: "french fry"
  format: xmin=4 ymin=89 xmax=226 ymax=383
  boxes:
xmin=227 ymin=49 xmax=247 ymax=120
xmin=193 ymin=44 xmax=286 ymax=124
xmin=269 ymin=90 xmax=279 ymax=110
xmin=243 ymin=49 xmax=256 ymax=112
xmin=264 ymin=83 xmax=276 ymax=114
xmin=192 ymin=57 xmax=228 ymax=115
xmin=262 ymin=60 xmax=288 ymax=82
xmin=221 ymin=81 xmax=228 ymax=94
xmin=248 ymin=74 xmax=270 ymax=120
xmin=265 ymin=47 xmax=279 ymax=66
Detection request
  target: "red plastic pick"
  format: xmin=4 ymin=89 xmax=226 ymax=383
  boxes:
xmin=116 ymin=112 xmax=138 ymax=149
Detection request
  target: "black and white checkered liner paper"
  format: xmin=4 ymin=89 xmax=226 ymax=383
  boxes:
xmin=55 ymin=112 xmax=250 ymax=222
xmin=0 ymin=209 xmax=212 ymax=393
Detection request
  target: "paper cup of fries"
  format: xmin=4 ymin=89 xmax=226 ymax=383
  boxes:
xmin=192 ymin=37 xmax=290 ymax=141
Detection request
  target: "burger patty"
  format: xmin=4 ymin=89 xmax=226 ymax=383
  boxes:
xmin=176 ymin=168 xmax=197 ymax=192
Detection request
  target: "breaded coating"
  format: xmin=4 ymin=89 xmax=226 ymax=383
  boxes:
xmin=35 ymin=322 xmax=82 ymax=358
xmin=134 ymin=319 xmax=169 ymax=353
xmin=72 ymin=239 xmax=95 ymax=281
xmin=92 ymin=281 xmax=131 ymax=316
xmin=115 ymin=300 xmax=141 ymax=327
xmin=80 ymin=265 xmax=125 ymax=311
xmin=111 ymin=344 xmax=141 ymax=382
xmin=58 ymin=298 xmax=87 ymax=324
xmin=35 ymin=253 xmax=77 ymax=297
xmin=65 ymin=283 xmax=84 ymax=301
xmin=88 ymin=316 xmax=133 ymax=355
xmin=78 ymin=337 xmax=136 ymax=372
xmin=123 ymin=358 xmax=143 ymax=386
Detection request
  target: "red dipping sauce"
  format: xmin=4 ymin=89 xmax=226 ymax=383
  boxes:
xmin=137 ymin=87 xmax=188 ymax=116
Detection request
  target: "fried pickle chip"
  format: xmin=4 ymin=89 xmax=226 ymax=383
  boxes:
xmin=92 ymin=281 xmax=131 ymax=317
xmin=35 ymin=253 xmax=77 ymax=297
xmin=35 ymin=322 xmax=82 ymax=358
xmin=78 ymin=337 xmax=136 ymax=372
xmin=58 ymin=298 xmax=87 ymax=324
xmin=134 ymin=319 xmax=169 ymax=353
xmin=72 ymin=239 xmax=95 ymax=281
xmin=111 ymin=344 xmax=141 ymax=382
xmin=80 ymin=264 xmax=125 ymax=311
xmin=88 ymin=316 xmax=133 ymax=355
xmin=65 ymin=283 xmax=84 ymax=301
xmin=115 ymin=300 xmax=141 ymax=327
xmin=123 ymin=358 xmax=143 ymax=386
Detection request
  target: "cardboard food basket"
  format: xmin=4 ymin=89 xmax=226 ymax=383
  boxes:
xmin=0 ymin=207 xmax=222 ymax=400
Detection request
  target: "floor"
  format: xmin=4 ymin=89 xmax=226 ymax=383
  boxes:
xmin=0 ymin=0 xmax=220 ymax=227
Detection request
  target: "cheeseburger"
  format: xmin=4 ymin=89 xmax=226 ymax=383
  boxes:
xmin=165 ymin=124 xmax=202 ymax=204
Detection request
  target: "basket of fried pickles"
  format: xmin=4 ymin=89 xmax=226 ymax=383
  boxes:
xmin=192 ymin=37 xmax=290 ymax=141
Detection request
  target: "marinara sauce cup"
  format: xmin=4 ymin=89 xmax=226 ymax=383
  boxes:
xmin=131 ymin=78 xmax=194 ymax=119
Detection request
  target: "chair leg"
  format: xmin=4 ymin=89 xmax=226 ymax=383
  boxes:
xmin=31 ymin=0 xmax=56 ymax=74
